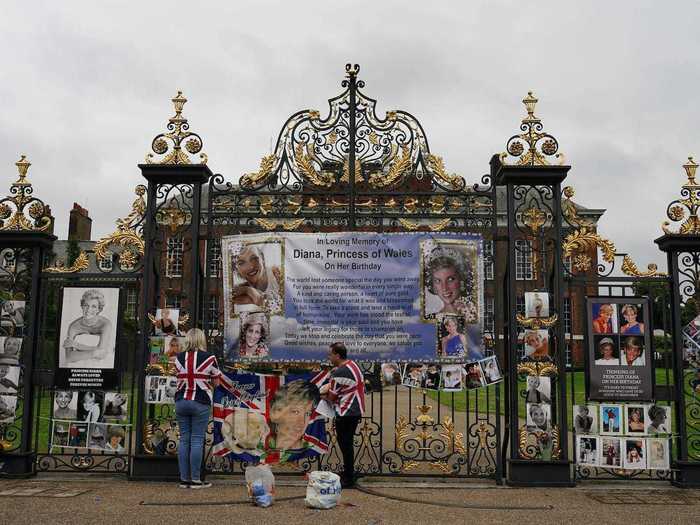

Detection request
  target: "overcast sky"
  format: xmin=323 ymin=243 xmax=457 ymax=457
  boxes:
xmin=1 ymin=1 xmax=699 ymax=270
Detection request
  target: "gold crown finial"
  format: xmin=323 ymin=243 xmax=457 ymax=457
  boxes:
xmin=145 ymin=91 xmax=207 ymax=165
xmin=170 ymin=91 xmax=187 ymax=123
xmin=15 ymin=155 xmax=31 ymax=185
xmin=684 ymin=156 xmax=698 ymax=186
xmin=522 ymin=91 xmax=539 ymax=122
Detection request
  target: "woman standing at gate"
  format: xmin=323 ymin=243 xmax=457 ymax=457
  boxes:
xmin=174 ymin=328 xmax=222 ymax=489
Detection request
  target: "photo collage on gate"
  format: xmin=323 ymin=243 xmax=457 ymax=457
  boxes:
xmin=51 ymin=390 xmax=129 ymax=453
xmin=573 ymin=402 xmax=671 ymax=470
xmin=0 ymin=298 xmax=25 ymax=426
xmin=145 ymin=308 xmax=182 ymax=405
xmin=591 ymin=302 xmax=646 ymax=366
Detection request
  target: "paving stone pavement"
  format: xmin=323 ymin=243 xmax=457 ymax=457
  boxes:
xmin=0 ymin=475 xmax=698 ymax=525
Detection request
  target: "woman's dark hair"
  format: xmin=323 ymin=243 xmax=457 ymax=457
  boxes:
xmin=241 ymin=317 xmax=267 ymax=344
xmin=329 ymin=342 xmax=347 ymax=359
xmin=648 ymin=404 xmax=666 ymax=421
xmin=425 ymin=255 xmax=468 ymax=295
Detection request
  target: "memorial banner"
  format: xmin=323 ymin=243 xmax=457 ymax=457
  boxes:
xmin=211 ymin=369 xmax=330 ymax=464
xmin=585 ymin=297 xmax=653 ymax=401
xmin=222 ymin=232 xmax=484 ymax=363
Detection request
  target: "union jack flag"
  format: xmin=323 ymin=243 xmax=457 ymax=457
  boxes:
xmin=329 ymin=360 xmax=366 ymax=417
xmin=175 ymin=351 xmax=220 ymax=402
xmin=212 ymin=369 xmax=330 ymax=464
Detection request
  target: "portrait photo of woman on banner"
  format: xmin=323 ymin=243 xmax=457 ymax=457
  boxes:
xmin=228 ymin=240 xmax=283 ymax=316
xmin=421 ymin=239 xmax=480 ymax=321
xmin=239 ymin=311 xmax=270 ymax=358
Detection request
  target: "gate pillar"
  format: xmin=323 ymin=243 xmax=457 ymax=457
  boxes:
xmin=655 ymin=157 xmax=700 ymax=488
xmin=130 ymin=93 xmax=212 ymax=480
xmin=0 ymin=156 xmax=55 ymax=477
xmin=494 ymin=93 xmax=573 ymax=486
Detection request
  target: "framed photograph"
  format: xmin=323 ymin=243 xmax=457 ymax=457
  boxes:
xmin=148 ymin=337 xmax=165 ymax=365
xmin=145 ymin=375 xmax=178 ymax=404
xmin=619 ymin=335 xmax=646 ymax=367
xmin=67 ymin=422 xmax=89 ymax=448
xmin=51 ymin=420 xmax=71 ymax=448
xmin=619 ymin=303 xmax=645 ymax=336
xmin=600 ymin=437 xmax=622 ymax=468
xmin=593 ymin=335 xmax=620 ymax=366
xmin=0 ymin=300 xmax=25 ymax=336
xmin=402 ymin=363 xmax=426 ymax=389
xmin=625 ymin=404 xmax=647 ymax=435
xmin=646 ymin=438 xmax=670 ymax=470
xmin=58 ymin=287 xmax=120 ymax=369
xmin=0 ymin=336 xmax=22 ymax=366
xmin=77 ymin=390 xmax=104 ymax=422
xmin=480 ymin=356 xmax=503 ymax=385
xmin=53 ymin=390 xmax=78 ymax=420
xmin=105 ymin=424 xmax=127 ymax=453
xmin=586 ymin=297 xmax=653 ymax=401
xmin=465 ymin=361 xmax=486 ymax=389
xmin=87 ymin=422 xmax=108 ymax=450
xmin=524 ymin=376 xmax=551 ymax=404
xmin=422 ymin=364 xmax=442 ymax=390
xmin=103 ymin=392 xmax=128 ymax=421
xmin=522 ymin=329 xmax=550 ymax=361
xmin=645 ymin=404 xmax=671 ymax=435
xmin=573 ymin=404 xmax=598 ymax=435
xmin=525 ymin=292 xmax=549 ymax=318
xmin=591 ymin=303 xmax=618 ymax=334
xmin=380 ymin=363 xmax=402 ymax=386
xmin=228 ymin=239 xmax=284 ymax=316
xmin=623 ymin=438 xmax=647 ymax=469
xmin=440 ymin=364 xmax=463 ymax=391
xmin=421 ymin=239 xmax=480 ymax=321
xmin=239 ymin=311 xmax=270 ymax=358
xmin=576 ymin=435 xmax=600 ymax=466
xmin=154 ymin=308 xmax=179 ymax=336
xmin=600 ymin=404 xmax=623 ymax=435
xmin=0 ymin=365 xmax=20 ymax=394
xmin=437 ymin=315 xmax=482 ymax=360
xmin=0 ymin=394 xmax=17 ymax=423
xmin=526 ymin=403 xmax=551 ymax=432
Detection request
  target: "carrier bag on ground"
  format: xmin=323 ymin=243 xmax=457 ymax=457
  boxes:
xmin=305 ymin=471 xmax=341 ymax=509
xmin=245 ymin=464 xmax=275 ymax=507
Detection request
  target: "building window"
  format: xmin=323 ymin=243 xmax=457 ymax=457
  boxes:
xmin=515 ymin=240 xmax=533 ymax=280
xmin=484 ymin=296 xmax=495 ymax=334
xmin=205 ymin=295 xmax=219 ymax=331
xmin=125 ymin=288 xmax=138 ymax=318
xmin=208 ymin=239 xmax=221 ymax=278
xmin=166 ymin=237 xmax=183 ymax=277
xmin=516 ymin=295 xmax=525 ymax=316
xmin=564 ymin=297 xmax=572 ymax=335
xmin=564 ymin=256 xmax=572 ymax=274
xmin=484 ymin=240 xmax=494 ymax=280
xmin=565 ymin=343 xmax=572 ymax=369
xmin=43 ymin=251 xmax=53 ymax=269
xmin=165 ymin=294 xmax=181 ymax=309
xmin=98 ymin=253 xmax=113 ymax=272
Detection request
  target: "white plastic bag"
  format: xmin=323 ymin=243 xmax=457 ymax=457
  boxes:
xmin=305 ymin=471 xmax=341 ymax=509
xmin=245 ymin=464 xmax=275 ymax=507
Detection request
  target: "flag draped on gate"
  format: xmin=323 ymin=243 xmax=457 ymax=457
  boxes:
xmin=212 ymin=369 xmax=330 ymax=464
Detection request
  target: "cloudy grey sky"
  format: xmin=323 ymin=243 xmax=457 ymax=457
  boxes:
xmin=1 ymin=1 xmax=699 ymax=270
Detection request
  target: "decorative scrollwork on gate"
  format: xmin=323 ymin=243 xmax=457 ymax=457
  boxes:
xmin=0 ymin=156 xmax=52 ymax=232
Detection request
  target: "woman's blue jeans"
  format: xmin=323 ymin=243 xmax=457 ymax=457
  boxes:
xmin=175 ymin=399 xmax=211 ymax=482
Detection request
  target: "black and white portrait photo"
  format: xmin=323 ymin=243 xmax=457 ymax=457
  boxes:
xmin=0 ymin=394 xmax=17 ymax=423
xmin=526 ymin=403 xmax=551 ymax=432
xmin=0 ymin=300 xmax=25 ymax=336
xmin=58 ymin=287 xmax=120 ymax=369
xmin=441 ymin=364 xmax=464 ymax=391
xmin=103 ymin=392 xmax=128 ymax=421
xmin=646 ymin=438 xmax=670 ymax=470
xmin=525 ymin=292 xmax=549 ymax=318
xmin=77 ymin=390 xmax=104 ymax=422
xmin=145 ymin=375 xmax=178 ymax=404
xmin=87 ymin=422 xmax=108 ymax=450
xmin=576 ymin=435 xmax=600 ymax=466
xmin=573 ymin=404 xmax=598 ymax=435
xmin=480 ymin=356 xmax=503 ymax=384
xmin=646 ymin=404 xmax=671 ymax=435
xmin=0 ymin=336 xmax=22 ymax=366
xmin=525 ymin=376 xmax=551 ymax=404
xmin=0 ymin=364 xmax=20 ymax=394
xmin=53 ymin=391 xmax=78 ymax=420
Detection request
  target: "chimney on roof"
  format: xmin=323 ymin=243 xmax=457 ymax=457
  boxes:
xmin=68 ymin=202 xmax=92 ymax=241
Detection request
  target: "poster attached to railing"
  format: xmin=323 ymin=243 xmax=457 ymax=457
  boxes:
xmin=222 ymin=232 xmax=484 ymax=363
